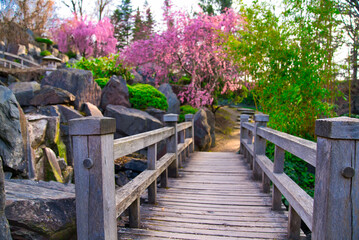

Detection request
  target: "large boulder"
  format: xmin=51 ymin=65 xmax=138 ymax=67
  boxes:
xmin=204 ymin=108 xmax=216 ymax=147
xmin=193 ymin=109 xmax=212 ymax=151
xmin=5 ymin=180 xmax=76 ymax=240
xmin=41 ymin=69 xmax=101 ymax=109
xmin=0 ymin=157 xmax=12 ymax=240
xmin=104 ymin=105 xmax=163 ymax=138
xmin=80 ymin=102 xmax=103 ymax=117
xmin=100 ymin=75 xmax=130 ymax=110
xmin=0 ymin=86 xmax=27 ymax=174
xmin=158 ymin=83 xmax=180 ymax=114
xmin=30 ymin=86 xmax=75 ymax=106
xmin=8 ymin=82 xmax=41 ymax=107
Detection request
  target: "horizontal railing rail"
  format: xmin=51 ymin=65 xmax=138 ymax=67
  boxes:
xmin=69 ymin=114 xmax=195 ymax=239
xmin=0 ymin=51 xmax=40 ymax=68
xmin=239 ymin=114 xmax=358 ymax=240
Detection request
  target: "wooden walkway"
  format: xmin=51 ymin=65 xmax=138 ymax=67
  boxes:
xmin=118 ymin=152 xmax=290 ymax=239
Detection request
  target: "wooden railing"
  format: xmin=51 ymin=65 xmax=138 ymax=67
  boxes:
xmin=240 ymin=114 xmax=359 ymax=240
xmin=69 ymin=113 xmax=194 ymax=239
xmin=0 ymin=51 xmax=40 ymax=69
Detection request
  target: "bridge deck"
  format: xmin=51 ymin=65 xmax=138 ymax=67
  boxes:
xmin=118 ymin=152 xmax=290 ymax=239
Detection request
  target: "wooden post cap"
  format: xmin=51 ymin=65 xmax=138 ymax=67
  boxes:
xmin=69 ymin=117 xmax=116 ymax=136
xmin=164 ymin=114 xmax=178 ymax=123
xmin=185 ymin=114 xmax=193 ymax=121
xmin=315 ymin=117 xmax=359 ymax=139
xmin=254 ymin=114 xmax=269 ymax=122
xmin=240 ymin=114 xmax=250 ymax=121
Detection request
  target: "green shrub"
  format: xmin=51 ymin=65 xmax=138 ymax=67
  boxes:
xmin=35 ymin=37 xmax=54 ymax=45
xmin=179 ymin=105 xmax=198 ymax=122
xmin=40 ymin=50 xmax=51 ymax=56
xmin=67 ymin=54 xmax=133 ymax=81
xmin=66 ymin=51 xmax=77 ymax=59
xmin=95 ymin=78 xmax=110 ymax=89
xmin=128 ymin=84 xmax=168 ymax=111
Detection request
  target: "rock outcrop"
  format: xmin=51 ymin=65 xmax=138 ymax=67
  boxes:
xmin=80 ymin=102 xmax=103 ymax=117
xmin=158 ymin=83 xmax=180 ymax=114
xmin=104 ymin=105 xmax=163 ymax=138
xmin=193 ymin=109 xmax=212 ymax=151
xmin=42 ymin=69 xmax=101 ymax=109
xmin=204 ymin=108 xmax=216 ymax=147
xmin=100 ymin=75 xmax=130 ymax=110
xmin=8 ymin=82 xmax=40 ymax=107
xmin=30 ymin=86 xmax=75 ymax=106
xmin=0 ymin=157 xmax=12 ymax=240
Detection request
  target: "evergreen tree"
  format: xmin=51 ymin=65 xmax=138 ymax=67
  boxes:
xmin=132 ymin=7 xmax=145 ymax=41
xmin=111 ymin=0 xmax=133 ymax=48
xmin=145 ymin=2 xmax=154 ymax=36
xmin=199 ymin=0 xmax=232 ymax=15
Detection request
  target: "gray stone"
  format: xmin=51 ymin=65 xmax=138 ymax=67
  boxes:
xmin=145 ymin=107 xmax=165 ymax=122
xmin=0 ymin=157 xmax=12 ymax=240
xmin=100 ymin=75 xmax=130 ymax=110
xmin=204 ymin=108 xmax=216 ymax=147
xmin=57 ymin=105 xmax=83 ymax=123
xmin=41 ymin=69 xmax=101 ymax=109
xmin=27 ymin=117 xmax=47 ymax=149
xmin=115 ymin=172 xmax=129 ymax=187
xmin=28 ymin=43 xmax=41 ymax=57
xmin=80 ymin=102 xmax=103 ymax=117
xmin=57 ymin=158 xmax=67 ymax=171
xmin=5 ymin=180 xmax=76 ymax=240
xmin=158 ymin=83 xmax=180 ymax=114
xmin=124 ymin=159 xmax=147 ymax=173
xmin=0 ymin=86 xmax=27 ymax=174
xmin=128 ymin=70 xmax=144 ymax=85
xmin=30 ymin=85 xmax=75 ymax=106
xmin=17 ymin=44 xmax=27 ymax=56
xmin=8 ymin=82 xmax=41 ymax=107
xmin=193 ymin=109 xmax=212 ymax=151
xmin=7 ymin=75 xmax=20 ymax=85
xmin=104 ymin=105 xmax=163 ymax=137
xmin=58 ymin=54 xmax=69 ymax=63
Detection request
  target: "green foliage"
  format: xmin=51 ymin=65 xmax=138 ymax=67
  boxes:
xmin=35 ymin=37 xmax=54 ymax=45
xmin=67 ymin=54 xmax=134 ymax=81
xmin=40 ymin=50 xmax=51 ymax=56
xmin=95 ymin=78 xmax=110 ymax=89
xmin=66 ymin=51 xmax=77 ymax=59
xmin=128 ymin=84 xmax=168 ymax=111
xmin=179 ymin=105 xmax=198 ymax=122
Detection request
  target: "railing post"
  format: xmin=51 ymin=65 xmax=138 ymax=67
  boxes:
xmin=313 ymin=117 xmax=359 ymax=240
xmin=69 ymin=117 xmax=117 ymax=240
xmin=253 ymin=114 xmax=269 ymax=181
xmin=185 ymin=114 xmax=194 ymax=153
xmin=147 ymin=143 xmax=157 ymax=204
xmin=240 ymin=114 xmax=249 ymax=159
xmin=164 ymin=114 xmax=179 ymax=178
xmin=272 ymin=145 xmax=285 ymax=210
xmin=178 ymin=129 xmax=185 ymax=168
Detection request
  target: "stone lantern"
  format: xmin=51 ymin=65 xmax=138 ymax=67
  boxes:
xmin=42 ymin=55 xmax=62 ymax=75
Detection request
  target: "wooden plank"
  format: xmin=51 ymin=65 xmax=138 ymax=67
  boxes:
xmin=256 ymin=127 xmax=316 ymax=167
xmin=115 ymin=153 xmax=176 ymax=217
xmin=147 ymin=144 xmax=157 ymax=204
xmin=113 ymin=127 xmax=174 ymax=159
xmin=256 ymin=154 xmax=313 ymax=230
xmin=242 ymin=122 xmax=255 ymax=132
xmin=177 ymin=122 xmax=192 ymax=132
xmin=129 ymin=197 xmax=140 ymax=228
xmin=288 ymin=205 xmax=301 ymax=240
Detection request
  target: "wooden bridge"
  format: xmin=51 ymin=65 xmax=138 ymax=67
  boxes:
xmin=68 ymin=113 xmax=358 ymax=240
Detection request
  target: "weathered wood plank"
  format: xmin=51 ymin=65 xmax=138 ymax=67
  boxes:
xmin=177 ymin=122 xmax=192 ymax=132
xmin=256 ymin=154 xmax=313 ymax=230
xmin=242 ymin=122 xmax=255 ymax=132
xmin=256 ymin=127 xmax=316 ymax=167
xmin=113 ymin=127 xmax=174 ymax=159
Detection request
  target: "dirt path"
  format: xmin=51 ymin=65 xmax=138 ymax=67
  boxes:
xmin=210 ymin=106 xmax=241 ymax=152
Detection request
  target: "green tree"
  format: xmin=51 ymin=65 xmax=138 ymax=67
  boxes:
xmin=199 ymin=0 xmax=232 ymax=15
xmin=111 ymin=0 xmax=133 ymax=49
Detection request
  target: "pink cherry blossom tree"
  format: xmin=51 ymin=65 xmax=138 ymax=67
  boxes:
xmin=51 ymin=15 xmax=117 ymax=58
xmin=121 ymin=6 xmax=247 ymax=109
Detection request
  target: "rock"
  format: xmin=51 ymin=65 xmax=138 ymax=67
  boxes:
xmin=193 ymin=109 xmax=212 ymax=151
xmin=28 ymin=43 xmax=41 ymax=57
xmin=26 ymin=114 xmax=60 ymax=148
xmin=41 ymin=69 xmax=101 ymax=109
xmin=115 ymin=172 xmax=129 ymax=187
xmin=35 ymin=156 xmax=45 ymax=181
xmin=124 ymin=159 xmax=147 ymax=172
xmin=145 ymin=107 xmax=165 ymax=122
xmin=43 ymin=148 xmax=64 ymax=183
xmin=104 ymin=105 xmax=163 ymax=137
xmin=58 ymin=54 xmax=69 ymax=63
xmin=5 ymin=180 xmax=76 ymax=240
xmin=26 ymin=116 xmax=47 ymax=149
xmin=38 ymin=42 xmax=47 ymax=52
xmin=52 ymin=48 xmax=59 ymax=57
xmin=128 ymin=70 xmax=144 ymax=85
xmin=80 ymin=102 xmax=103 ymax=117
xmin=30 ymin=85 xmax=75 ymax=106
xmin=0 ymin=86 xmax=27 ymax=174
xmin=7 ymin=75 xmax=20 ymax=85
xmin=17 ymin=44 xmax=27 ymax=56
xmin=204 ymin=108 xmax=216 ymax=147
xmin=158 ymin=83 xmax=180 ymax=114
xmin=100 ymin=75 xmax=130 ymax=110
xmin=57 ymin=105 xmax=83 ymax=123
xmin=57 ymin=158 xmax=67 ymax=171
xmin=0 ymin=157 xmax=12 ymax=240
xmin=8 ymin=82 xmax=41 ymax=107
